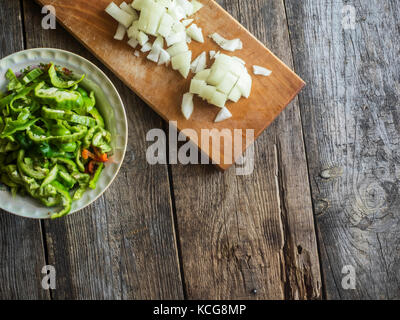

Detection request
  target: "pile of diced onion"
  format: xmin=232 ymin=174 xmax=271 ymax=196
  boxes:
xmin=106 ymin=0 xmax=271 ymax=123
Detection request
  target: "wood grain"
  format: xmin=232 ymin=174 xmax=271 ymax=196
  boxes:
xmin=0 ymin=0 xmax=50 ymax=300
xmin=171 ymin=0 xmax=321 ymax=300
xmin=23 ymin=0 xmax=184 ymax=299
xmin=285 ymin=0 xmax=400 ymax=299
xmin=35 ymin=0 xmax=305 ymax=170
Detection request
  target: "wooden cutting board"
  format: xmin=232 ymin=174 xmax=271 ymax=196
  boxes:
xmin=36 ymin=0 xmax=305 ymax=170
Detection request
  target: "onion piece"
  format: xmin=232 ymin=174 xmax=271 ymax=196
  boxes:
xmin=120 ymin=1 xmax=139 ymax=19
xmin=134 ymin=50 xmax=140 ymax=57
xmin=210 ymin=32 xmax=243 ymax=52
xmin=171 ymin=51 xmax=192 ymax=78
xmin=132 ymin=0 xmax=147 ymax=10
xmin=127 ymin=20 xmax=139 ymax=38
xmin=181 ymin=93 xmax=194 ymax=120
xmin=167 ymin=41 xmax=188 ymax=57
xmin=114 ymin=23 xmax=126 ymax=40
xmin=157 ymin=13 xmax=174 ymax=38
xmin=191 ymin=0 xmax=204 ymax=14
xmin=168 ymin=4 xmax=186 ymax=21
xmin=128 ymin=37 xmax=139 ymax=48
xmin=190 ymin=79 xmax=206 ymax=95
xmin=253 ymin=65 xmax=272 ymax=76
xmin=182 ymin=19 xmax=194 ymax=27
xmin=214 ymin=107 xmax=232 ymax=123
xmin=177 ymin=0 xmax=194 ymax=16
xmin=191 ymin=51 xmax=207 ymax=73
xmin=137 ymin=31 xmax=149 ymax=46
xmin=186 ymin=24 xmax=204 ymax=43
xmin=166 ymin=31 xmax=187 ymax=47
xmin=105 ymin=2 xmax=135 ymax=28
xmin=141 ymin=42 xmax=153 ymax=52
xmin=193 ymin=69 xmax=211 ymax=81
xmin=158 ymin=49 xmax=171 ymax=66
xmin=147 ymin=37 xmax=163 ymax=62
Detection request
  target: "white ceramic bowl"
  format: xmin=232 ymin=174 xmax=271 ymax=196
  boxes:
xmin=0 ymin=48 xmax=128 ymax=219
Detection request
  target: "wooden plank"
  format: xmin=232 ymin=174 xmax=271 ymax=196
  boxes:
xmin=285 ymin=0 xmax=400 ymax=299
xmin=34 ymin=0 xmax=305 ymax=170
xmin=23 ymin=0 xmax=184 ymax=299
xmin=0 ymin=0 xmax=49 ymax=300
xmin=171 ymin=0 xmax=321 ymax=300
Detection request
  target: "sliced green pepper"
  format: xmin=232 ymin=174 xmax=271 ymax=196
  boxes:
xmin=22 ymin=68 xmax=43 ymax=85
xmin=42 ymin=106 xmax=96 ymax=127
xmin=50 ymin=180 xmax=72 ymax=219
xmin=89 ymin=162 xmax=104 ymax=189
xmin=17 ymin=149 xmax=48 ymax=180
xmin=48 ymin=63 xmax=85 ymax=89
xmin=34 ymin=82 xmax=84 ymax=110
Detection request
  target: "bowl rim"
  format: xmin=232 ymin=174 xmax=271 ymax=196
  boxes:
xmin=0 ymin=48 xmax=129 ymax=220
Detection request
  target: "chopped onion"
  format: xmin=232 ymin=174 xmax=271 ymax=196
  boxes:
xmin=209 ymin=50 xmax=216 ymax=59
xmin=186 ymin=24 xmax=204 ymax=43
xmin=193 ymin=69 xmax=211 ymax=81
xmin=137 ymin=31 xmax=149 ymax=46
xmin=171 ymin=51 xmax=192 ymax=78
xmin=177 ymin=0 xmax=194 ymax=16
xmin=140 ymin=42 xmax=152 ymax=52
xmin=167 ymin=41 xmax=188 ymax=57
xmin=127 ymin=37 xmax=139 ymax=48
xmin=132 ymin=0 xmax=147 ymax=10
xmin=120 ymin=1 xmax=139 ymax=19
xmin=168 ymin=4 xmax=186 ymax=21
xmin=190 ymin=51 xmax=207 ymax=73
xmin=134 ymin=50 xmax=140 ymax=57
xmin=181 ymin=92 xmax=194 ymax=120
xmin=147 ymin=37 xmax=163 ymax=62
xmin=190 ymin=79 xmax=206 ymax=95
xmin=105 ymin=2 xmax=135 ymax=28
xmin=166 ymin=31 xmax=187 ymax=47
xmin=182 ymin=19 xmax=193 ymax=27
xmin=186 ymin=35 xmax=192 ymax=43
xmin=158 ymin=49 xmax=171 ymax=65
xmin=157 ymin=12 xmax=174 ymax=38
xmin=191 ymin=0 xmax=204 ymax=14
xmin=114 ymin=23 xmax=126 ymax=40
xmin=253 ymin=65 xmax=272 ymax=76
xmin=214 ymin=107 xmax=232 ymax=123
xmin=210 ymin=32 xmax=243 ymax=52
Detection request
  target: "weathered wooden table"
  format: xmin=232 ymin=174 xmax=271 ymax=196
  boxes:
xmin=1 ymin=0 xmax=399 ymax=300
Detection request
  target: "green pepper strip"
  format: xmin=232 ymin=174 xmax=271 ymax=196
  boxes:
xmin=17 ymin=149 xmax=48 ymax=180
xmin=51 ymin=157 xmax=78 ymax=173
xmin=50 ymin=181 xmax=72 ymax=219
xmin=34 ymin=81 xmax=84 ymax=110
xmin=5 ymin=69 xmax=23 ymax=92
xmin=22 ymin=68 xmax=43 ymax=85
xmin=48 ymin=63 xmax=85 ymax=89
xmin=75 ymin=142 xmax=85 ymax=173
xmin=58 ymin=170 xmax=76 ymax=189
xmin=26 ymin=125 xmax=87 ymax=144
xmin=41 ymin=165 xmax=58 ymax=188
xmin=89 ymin=162 xmax=104 ymax=189
xmin=88 ymin=107 xmax=105 ymax=128
xmin=42 ymin=106 xmax=96 ymax=127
